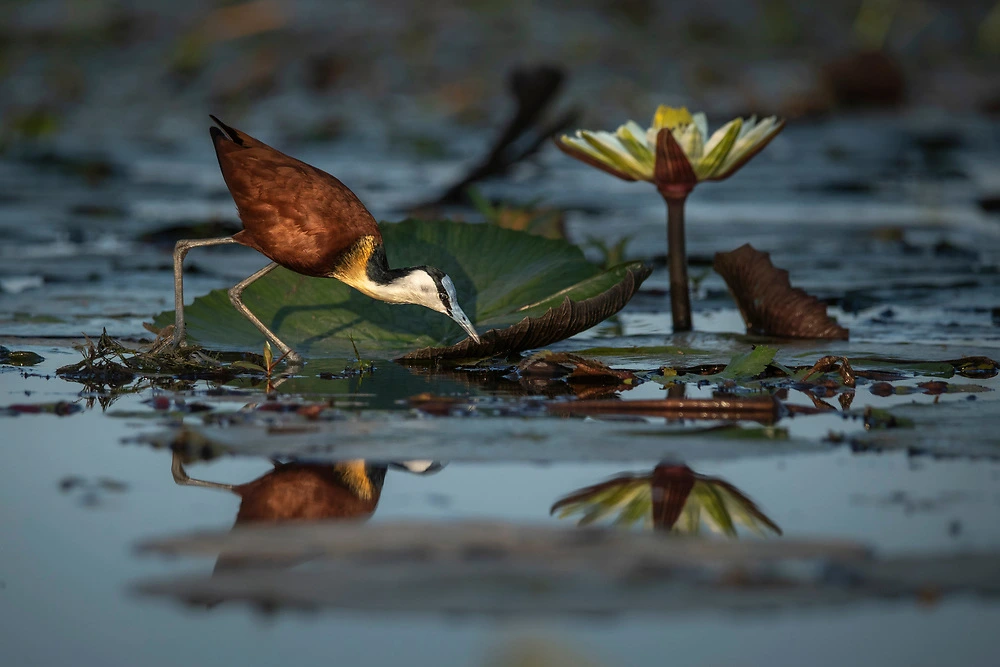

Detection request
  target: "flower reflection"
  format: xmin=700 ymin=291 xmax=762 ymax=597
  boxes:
xmin=551 ymin=463 xmax=781 ymax=537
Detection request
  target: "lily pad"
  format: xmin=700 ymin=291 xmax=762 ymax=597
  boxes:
xmin=717 ymin=345 xmax=778 ymax=380
xmin=155 ymin=220 xmax=651 ymax=359
xmin=0 ymin=346 xmax=45 ymax=366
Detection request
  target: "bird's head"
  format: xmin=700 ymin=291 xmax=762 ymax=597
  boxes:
xmin=388 ymin=267 xmax=480 ymax=343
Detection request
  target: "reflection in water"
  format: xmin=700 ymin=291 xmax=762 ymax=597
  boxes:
xmin=170 ymin=453 xmax=443 ymax=577
xmin=551 ymin=463 xmax=781 ymax=537
xmin=172 ymin=453 xmax=444 ymax=523
xmin=172 ymin=455 xmax=384 ymax=522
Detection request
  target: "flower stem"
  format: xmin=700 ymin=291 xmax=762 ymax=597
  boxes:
xmin=665 ymin=195 xmax=692 ymax=332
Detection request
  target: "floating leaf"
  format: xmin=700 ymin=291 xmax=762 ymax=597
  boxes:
xmin=718 ymin=345 xmax=778 ymax=380
xmin=157 ymin=220 xmax=651 ymax=359
xmin=849 ymin=356 xmax=998 ymax=379
xmin=516 ymin=352 xmax=636 ymax=385
xmin=714 ymin=244 xmax=849 ymax=340
xmin=0 ymin=346 xmax=45 ymax=366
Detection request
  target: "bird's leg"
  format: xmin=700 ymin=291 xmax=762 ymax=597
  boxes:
xmin=171 ymin=451 xmax=235 ymax=492
xmin=228 ymin=262 xmax=303 ymax=364
xmin=173 ymin=237 xmax=239 ymax=348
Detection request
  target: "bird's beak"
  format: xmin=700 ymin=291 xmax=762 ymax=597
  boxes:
xmin=449 ymin=304 xmax=480 ymax=344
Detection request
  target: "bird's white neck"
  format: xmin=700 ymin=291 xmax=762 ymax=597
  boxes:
xmin=339 ymin=269 xmax=450 ymax=313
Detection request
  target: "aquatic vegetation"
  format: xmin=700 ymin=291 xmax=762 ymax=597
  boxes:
xmin=557 ymin=106 xmax=783 ymax=332
xmin=53 ymin=329 xmax=285 ymax=409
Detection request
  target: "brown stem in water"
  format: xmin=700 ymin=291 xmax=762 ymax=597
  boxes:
xmin=665 ymin=195 xmax=692 ymax=332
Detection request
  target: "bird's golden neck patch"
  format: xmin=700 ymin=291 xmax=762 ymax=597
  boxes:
xmin=328 ymin=235 xmax=381 ymax=296
xmin=330 ymin=460 xmax=380 ymax=501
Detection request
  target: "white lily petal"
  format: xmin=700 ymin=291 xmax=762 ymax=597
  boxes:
xmin=737 ymin=114 xmax=758 ymax=140
xmin=615 ymin=121 xmax=656 ymax=170
xmin=727 ymin=117 xmax=776 ymax=160
xmin=580 ymin=130 xmax=651 ymax=179
xmin=673 ymin=123 xmax=704 ymax=160
xmin=563 ymin=134 xmax=608 ymax=161
xmin=561 ymin=134 xmax=639 ymax=178
xmin=645 ymin=126 xmax=658 ymax=147
xmin=623 ymin=120 xmax=651 ymax=147
xmin=695 ymin=118 xmax=742 ymax=179
xmin=719 ymin=118 xmax=780 ymax=173
xmin=692 ymin=112 xmax=709 ymax=142
xmin=703 ymin=118 xmax=741 ymax=158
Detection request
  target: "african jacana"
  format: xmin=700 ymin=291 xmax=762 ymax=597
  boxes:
xmin=172 ymin=116 xmax=480 ymax=362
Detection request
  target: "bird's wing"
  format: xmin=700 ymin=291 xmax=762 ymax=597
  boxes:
xmin=209 ymin=116 xmax=382 ymax=277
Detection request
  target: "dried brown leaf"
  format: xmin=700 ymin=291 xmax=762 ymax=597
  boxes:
xmin=518 ymin=352 xmax=636 ymax=385
xmin=714 ymin=244 xmax=849 ymax=340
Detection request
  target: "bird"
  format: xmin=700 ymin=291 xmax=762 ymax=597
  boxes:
xmin=171 ymin=115 xmax=481 ymax=362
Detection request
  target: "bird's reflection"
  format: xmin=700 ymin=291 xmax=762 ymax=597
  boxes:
xmin=170 ymin=453 xmax=443 ymax=575
xmin=551 ymin=463 xmax=781 ymax=537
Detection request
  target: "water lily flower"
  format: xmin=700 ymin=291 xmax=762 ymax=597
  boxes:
xmin=550 ymin=463 xmax=781 ymax=537
xmin=556 ymin=106 xmax=784 ymax=332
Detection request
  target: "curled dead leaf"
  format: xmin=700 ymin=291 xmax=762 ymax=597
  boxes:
xmin=517 ymin=352 xmax=637 ymax=385
xmin=800 ymin=356 xmax=856 ymax=387
xmin=713 ymin=244 xmax=849 ymax=340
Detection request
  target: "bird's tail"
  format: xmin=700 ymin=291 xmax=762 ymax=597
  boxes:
xmin=209 ymin=114 xmax=252 ymax=147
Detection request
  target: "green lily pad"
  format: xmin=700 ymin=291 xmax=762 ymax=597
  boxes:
xmin=717 ymin=345 xmax=778 ymax=380
xmin=0 ymin=346 xmax=45 ymax=367
xmin=155 ymin=220 xmax=651 ymax=359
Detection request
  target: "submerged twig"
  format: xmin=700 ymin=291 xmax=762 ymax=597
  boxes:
xmin=801 ymin=356 xmax=856 ymax=387
xmin=546 ymin=395 xmax=782 ymax=424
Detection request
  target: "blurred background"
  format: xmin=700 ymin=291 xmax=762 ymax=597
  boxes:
xmin=3 ymin=0 xmax=999 ymax=155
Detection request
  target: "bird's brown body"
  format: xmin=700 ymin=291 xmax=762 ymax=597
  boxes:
xmin=210 ymin=116 xmax=381 ymax=284
xmin=231 ymin=460 xmax=384 ymax=524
